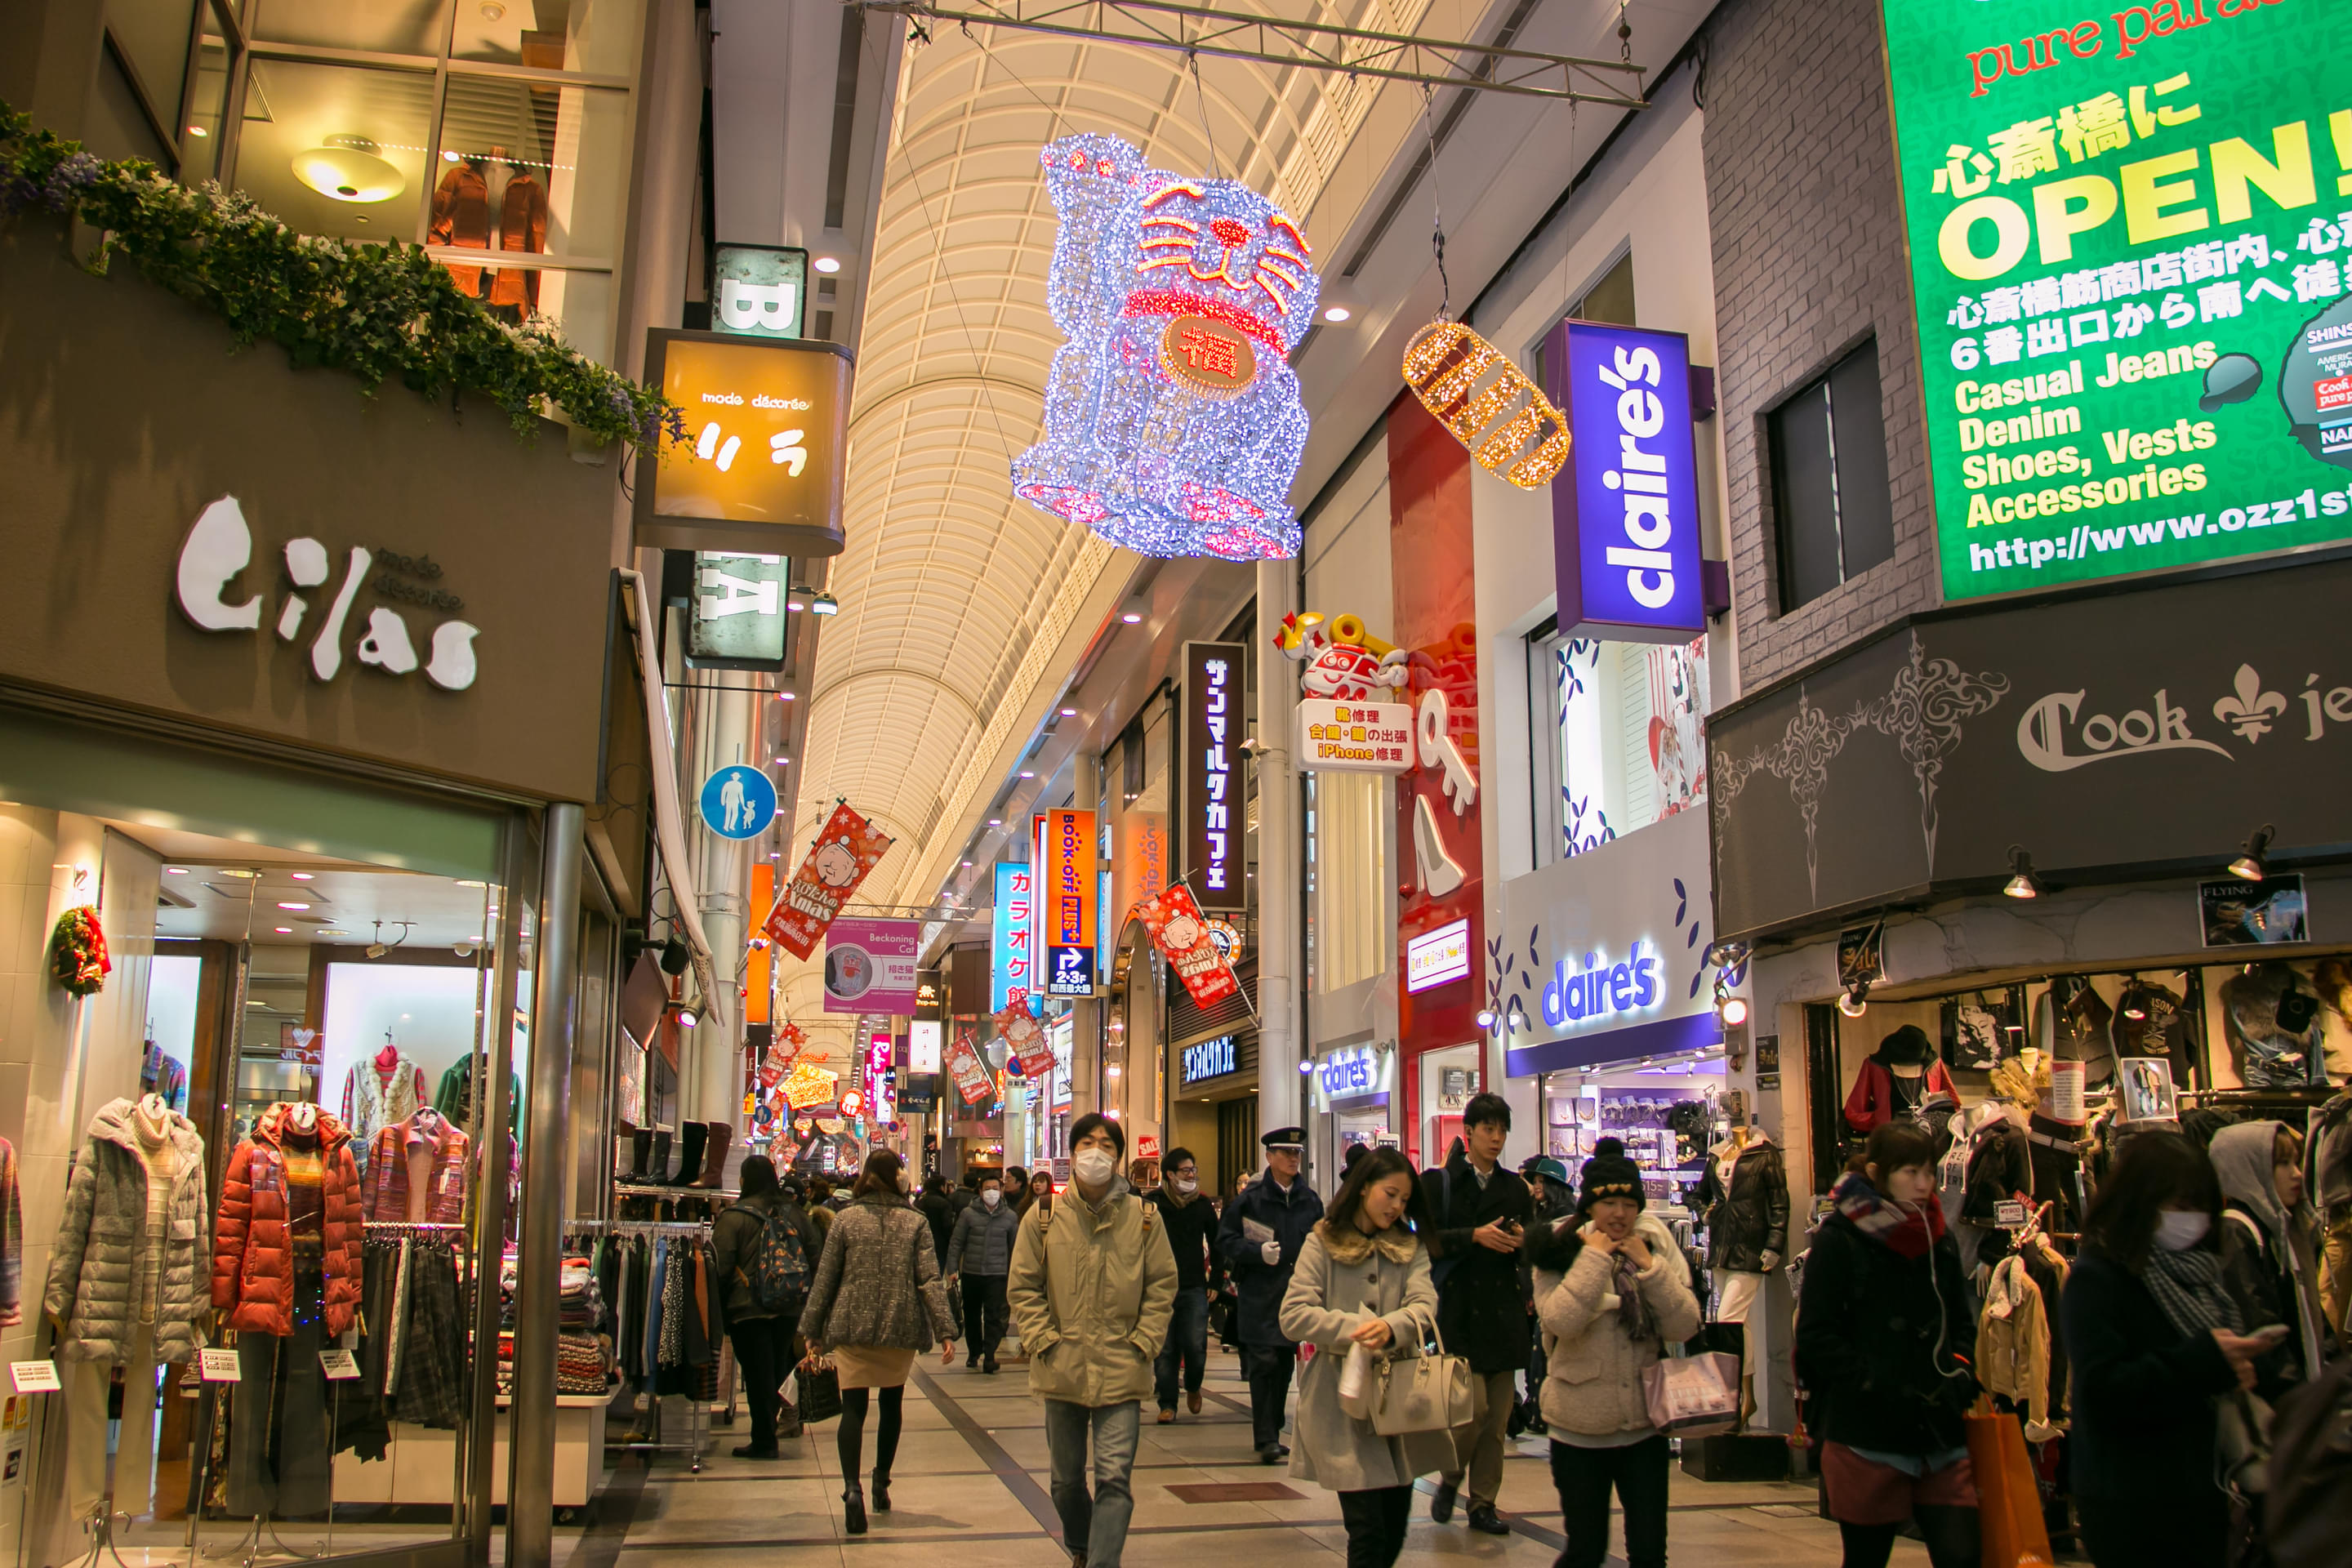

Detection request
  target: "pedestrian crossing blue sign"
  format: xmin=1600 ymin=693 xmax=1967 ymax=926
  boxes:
xmin=698 ymin=765 xmax=777 ymax=840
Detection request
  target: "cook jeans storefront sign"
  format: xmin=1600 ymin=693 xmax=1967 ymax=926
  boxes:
xmin=1708 ymin=555 xmax=2352 ymax=941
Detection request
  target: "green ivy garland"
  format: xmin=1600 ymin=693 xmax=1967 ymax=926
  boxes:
xmin=0 ymin=101 xmax=685 ymax=453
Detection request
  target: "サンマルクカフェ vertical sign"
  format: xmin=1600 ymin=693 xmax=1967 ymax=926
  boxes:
xmin=1181 ymin=640 xmax=1247 ymax=913
xmin=1877 ymin=0 xmax=2352 ymax=599
xmin=635 ymin=329 xmax=851 ymax=557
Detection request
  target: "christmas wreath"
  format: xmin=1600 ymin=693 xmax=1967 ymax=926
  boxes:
xmin=49 ymin=905 xmax=110 ymax=996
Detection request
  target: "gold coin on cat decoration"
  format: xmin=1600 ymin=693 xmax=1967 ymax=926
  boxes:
xmin=1401 ymin=318 xmax=1571 ymax=489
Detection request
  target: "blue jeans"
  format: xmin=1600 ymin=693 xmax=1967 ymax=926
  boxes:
xmin=1154 ymin=1286 xmax=1209 ymax=1411
xmin=1043 ymin=1398 xmax=1140 ymax=1568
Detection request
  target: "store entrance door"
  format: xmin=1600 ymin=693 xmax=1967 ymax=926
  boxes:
xmin=1215 ymin=1094 xmax=1260 ymax=1200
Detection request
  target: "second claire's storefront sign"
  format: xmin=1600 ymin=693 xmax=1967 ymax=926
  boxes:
xmin=1497 ymin=807 xmax=1728 ymax=1076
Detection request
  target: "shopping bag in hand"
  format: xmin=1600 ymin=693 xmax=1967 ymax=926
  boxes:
xmin=796 ymin=1356 xmax=843 ymax=1425
xmin=1964 ymin=1399 xmax=2054 ymax=1567
xmin=1641 ymin=1351 xmax=1741 ymax=1439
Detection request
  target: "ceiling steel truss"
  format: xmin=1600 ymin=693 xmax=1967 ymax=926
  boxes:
xmin=856 ymin=0 xmax=1651 ymax=106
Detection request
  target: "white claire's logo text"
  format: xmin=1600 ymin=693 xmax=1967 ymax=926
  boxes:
xmin=175 ymin=496 xmax=479 ymax=690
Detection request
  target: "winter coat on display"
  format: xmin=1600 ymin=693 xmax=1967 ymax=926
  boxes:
xmin=1701 ymin=1136 xmax=1790 ymax=1276
xmin=433 ymin=1058 xmax=521 ymax=1138
xmin=2061 ymin=1249 xmax=2243 ymax=1505
xmin=486 ymin=171 xmax=549 ymax=308
xmin=943 ymin=1196 xmax=1021 ymax=1278
xmin=1277 ymin=1218 xmax=1450 ymax=1491
xmin=212 ymin=1104 xmax=364 ymax=1338
xmin=1793 ymin=1183 xmax=1978 ymax=1457
xmin=1145 ymin=1184 xmax=1220 ymax=1292
xmin=1537 ymin=1212 xmax=1703 ymax=1441
xmin=42 ymin=1099 xmax=211 ymax=1362
xmin=1976 ymin=1251 xmax=2058 ymax=1437
xmin=1419 ymin=1152 xmax=1536 ymax=1374
xmin=360 ymin=1112 xmax=469 ymax=1224
xmin=798 ymin=1194 xmax=954 ymax=1352
xmin=428 ymin=162 xmax=491 ymax=292
xmin=1216 ymin=1171 xmax=1324 ymax=1346
xmin=341 ymin=1055 xmax=425 ymax=1174
xmin=1842 ymin=1057 xmax=1960 ymax=1135
xmin=1009 ymin=1178 xmax=1178 ymax=1408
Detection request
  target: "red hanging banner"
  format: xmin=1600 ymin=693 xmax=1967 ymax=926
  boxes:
xmin=1135 ymin=883 xmax=1242 ymax=1008
xmin=997 ymin=990 xmax=1057 ymax=1080
xmin=764 ymin=802 xmax=893 ymax=960
xmin=944 ymin=1030 xmax=996 ymax=1107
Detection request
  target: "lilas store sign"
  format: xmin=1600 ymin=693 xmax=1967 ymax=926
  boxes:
xmin=174 ymin=496 xmax=479 ymax=689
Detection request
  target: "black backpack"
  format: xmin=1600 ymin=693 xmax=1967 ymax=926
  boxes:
xmin=2265 ymin=1352 xmax=2352 ymax=1568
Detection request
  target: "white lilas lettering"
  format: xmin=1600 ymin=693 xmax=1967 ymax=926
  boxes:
xmin=171 ymin=497 xmax=480 ymax=692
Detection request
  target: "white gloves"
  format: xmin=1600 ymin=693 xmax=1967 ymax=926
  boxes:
xmin=1261 ymin=1240 xmax=1282 ymax=1265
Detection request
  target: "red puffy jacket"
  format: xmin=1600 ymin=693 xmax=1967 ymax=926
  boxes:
xmin=213 ymin=1104 xmax=364 ymax=1336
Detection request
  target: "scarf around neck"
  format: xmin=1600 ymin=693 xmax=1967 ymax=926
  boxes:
xmin=1832 ymin=1169 xmax=1945 ymax=1259
xmin=2142 ymin=1242 xmax=2242 ymax=1340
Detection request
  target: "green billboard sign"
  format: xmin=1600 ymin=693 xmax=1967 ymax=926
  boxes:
xmin=1880 ymin=0 xmax=2352 ymax=599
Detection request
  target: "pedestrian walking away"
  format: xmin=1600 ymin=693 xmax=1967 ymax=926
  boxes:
xmin=1009 ymin=1111 xmax=1178 ymax=1568
xmin=1279 ymin=1145 xmax=1450 ymax=1568
xmin=795 ymin=1150 xmax=956 ymax=1537
xmin=1217 ymin=1125 xmax=1324 ymax=1463
xmin=945 ymin=1169 xmax=1021 ymax=1372
xmin=1793 ymin=1123 xmax=1981 ymax=1568
xmin=2062 ymin=1129 xmax=2278 ymax=1568
xmin=1419 ymin=1092 xmax=1533 ymax=1535
xmin=710 ymin=1155 xmax=823 ymax=1457
xmin=1146 ymin=1146 xmax=1219 ymax=1423
xmin=1536 ymin=1139 xmax=1703 ymax=1568
xmin=919 ymin=1172 xmax=956 ymax=1267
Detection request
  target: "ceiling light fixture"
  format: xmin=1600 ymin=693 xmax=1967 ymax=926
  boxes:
xmin=165 ymin=866 xmax=187 ymax=875
xmin=1838 ymin=981 xmax=1870 ymax=1018
xmin=813 ymin=256 xmax=841 ymax=274
xmin=290 ymin=871 xmax=314 ymax=880
xmin=774 ymin=755 xmax=791 ymax=766
xmin=2228 ymin=823 xmax=2274 ymax=882
xmin=1119 ymin=593 xmax=1148 ymax=625
xmin=1322 ymin=305 xmax=1351 ymax=323
xmin=777 ymin=691 xmax=796 ymax=702
xmin=188 ymin=125 xmax=208 ymax=138
xmin=277 ymin=902 xmax=310 ymax=911
xmin=292 ymin=136 xmax=406 ymax=203
xmin=2002 ymin=844 xmax=2043 ymax=899
xmin=1061 ymin=706 xmax=1078 ymax=717
xmin=274 ymin=927 xmax=293 ymax=935
xmin=218 ymin=868 xmax=258 ymax=879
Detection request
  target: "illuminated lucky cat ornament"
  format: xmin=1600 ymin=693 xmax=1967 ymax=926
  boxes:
xmin=1013 ymin=133 xmax=1321 ymax=561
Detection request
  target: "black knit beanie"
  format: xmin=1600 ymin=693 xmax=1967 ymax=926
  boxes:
xmin=1578 ymin=1136 xmax=1646 ymax=1213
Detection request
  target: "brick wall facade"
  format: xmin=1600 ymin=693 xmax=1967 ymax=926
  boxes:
xmin=1702 ymin=0 xmax=1941 ymax=691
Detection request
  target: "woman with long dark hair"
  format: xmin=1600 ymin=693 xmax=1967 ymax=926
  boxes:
xmin=1018 ymin=1167 xmax=1055 ymax=1219
xmin=712 ymin=1155 xmax=823 ymax=1457
xmin=798 ymin=1150 xmax=956 ymax=1535
xmin=2063 ymin=1129 xmax=2279 ymax=1567
xmin=1795 ymin=1122 xmax=1978 ymax=1568
xmin=1278 ymin=1145 xmax=1446 ymax=1568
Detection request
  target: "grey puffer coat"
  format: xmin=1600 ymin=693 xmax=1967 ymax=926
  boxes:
xmin=43 ymin=1098 xmax=212 ymax=1363
xmin=944 ymin=1196 xmax=1021 ymax=1277
xmin=799 ymin=1194 xmax=955 ymax=1352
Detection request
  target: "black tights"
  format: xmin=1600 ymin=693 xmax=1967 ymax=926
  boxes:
xmin=837 ymin=1384 xmax=904 ymax=1487
xmin=1838 ymin=1506 xmax=1980 ymax=1568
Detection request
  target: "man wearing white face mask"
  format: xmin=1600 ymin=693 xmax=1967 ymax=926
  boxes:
xmin=1009 ymin=1112 xmax=1177 ymax=1568
xmin=945 ymin=1174 xmax=1022 ymax=1372
xmin=1145 ymin=1147 xmax=1218 ymax=1422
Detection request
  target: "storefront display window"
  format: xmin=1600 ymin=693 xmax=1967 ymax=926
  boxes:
xmin=232 ymin=60 xmax=438 ymax=245
xmin=1309 ymin=769 xmax=1385 ymax=991
xmin=1416 ymin=1042 xmax=1478 ymax=1165
xmin=1527 ymin=628 xmax=1709 ymax=865
xmin=1539 ymin=1062 xmax=1722 ymax=1192
xmin=185 ymin=32 xmax=232 ymax=182
xmin=250 ymin=0 xmax=452 ymax=56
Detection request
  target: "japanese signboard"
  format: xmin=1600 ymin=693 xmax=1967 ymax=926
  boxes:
xmin=822 ymin=918 xmax=921 ymax=1013
xmin=1037 ymin=807 xmax=1098 ymax=996
xmin=945 ymin=1030 xmax=995 ymax=1107
xmin=635 ymin=328 xmax=851 ymax=557
xmin=997 ymin=990 xmax=1058 ymax=1079
xmin=1879 ymin=0 xmax=2352 ymax=599
xmin=991 ymin=862 xmax=1036 ymax=1013
xmin=1136 ymin=883 xmax=1243 ymax=1008
xmin=1542 ymin=321 xmax=1706 ymax=641
xmin=1298 ymin=698 xmax=1415 ymax=772
xmin=1181 ymin=641 xmax=1248 ymax=912
xmin=764 ymin=802 xmax=892 ymax=960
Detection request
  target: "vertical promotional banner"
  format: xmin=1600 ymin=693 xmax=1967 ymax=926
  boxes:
xmin=991 ymin=862 xmax=1037 ymax=1013
xmin=822 ymin=917 xmax=921 ymax=1013
xmin=1878 ymin=1 xmax=2352 ymax=599
xmin=945 ymin=1031 xmax=995 ymax=1106
xmin=764 ymin=802 xmax=893 ymax=959
xmin=1181 ymin=640 xmax=1248 ymax=912
xmin=1136 ymin=884 xmax=1243 ymax=1007
xmin=1543 ymin=321 xmax=1706 ymax=642
xmin=1038 ymin=807 xmax=1098 ymax=996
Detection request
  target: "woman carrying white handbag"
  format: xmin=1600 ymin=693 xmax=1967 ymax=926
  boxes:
xmin=1537 ymin=1140 xmax=1703 ymax=1568
xmin=1279 ymin=1145 xmax=1453 ymax=1568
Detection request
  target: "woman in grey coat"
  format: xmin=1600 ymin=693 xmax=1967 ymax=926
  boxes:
xmin=1279 ymin=1146 xmax=1448 ymax=1568
xmin=797 ymin=1151 xmax=955 ymax=1535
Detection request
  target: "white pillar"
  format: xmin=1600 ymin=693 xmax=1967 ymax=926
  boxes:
xmin=1254 ymin=558 xmax=1299 ymax=1141
xmin=683 ymin=675 xmax=755 ymax=1132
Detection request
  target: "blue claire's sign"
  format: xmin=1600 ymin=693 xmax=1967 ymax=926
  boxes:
xmin=1544 ymin=321 xmax=1705 ymax=644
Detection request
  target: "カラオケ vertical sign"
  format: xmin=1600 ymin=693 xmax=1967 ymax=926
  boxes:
xmin=1881 ymin=0 xmax=2352 ymax=600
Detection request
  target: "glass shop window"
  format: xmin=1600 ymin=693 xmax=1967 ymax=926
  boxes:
xmin=1311 ymin=768 xmax=1386 ymax=991
xmin=231 ymin=60 xmax=437 ymax=245
xmin=1770 ymin=339 xmax=1894 ymax=612
xmin=1526 ymin=626 xmax=1709 ymax=866
xmin=247 ymin=0 xmax=452 ymax=56
xmin=452 ymin=0 xmax=644 ymax=77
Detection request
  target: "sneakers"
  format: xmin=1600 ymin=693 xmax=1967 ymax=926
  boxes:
xmin=1430 ymin=1479 xmax=1459 ymax=1523
xmin=1467 ymin=1503 xmax=1510 ymax=1536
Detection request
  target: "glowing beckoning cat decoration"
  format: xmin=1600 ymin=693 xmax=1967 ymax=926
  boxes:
xmin=1012 ymin=133 xmax=1321 ymax=561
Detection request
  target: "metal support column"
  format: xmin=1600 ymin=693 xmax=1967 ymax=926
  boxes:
xmin=506 ymin=803 xmax=584 ymax=1568
xmin=1254 ymin=559 xmax=1299 ymax=1143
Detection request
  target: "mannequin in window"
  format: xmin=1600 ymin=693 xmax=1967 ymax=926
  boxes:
xmin=429 ymin=154 xmax=492 ymax=296
xmin=341 ymin=1035 xmax=425 ymax=1179
xmin=1698 ymin=1120 xmax=1789 ymax=1421
xmin=363 ymin=1103 xmax=470 ymax=1224
xmin=1843 ymin=1024 xmax=1958 ymax=1137
xmin=484 ymin=142 xmax=548 ymax=317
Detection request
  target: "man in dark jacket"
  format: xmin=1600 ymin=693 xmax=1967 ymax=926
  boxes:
xmin=710 ymin=1155 xmax=824 ymax=1455
xmin=943 ymin=1172 xmax=1022 ymax=1371
xmin=1146 ymin=1146 xmax=1219 ymax=1422
xmin=1420 ymin=1093 xmax=1532 ymax=1535
xmin=1216 ymin=1126 xmax=1323 ymax=1463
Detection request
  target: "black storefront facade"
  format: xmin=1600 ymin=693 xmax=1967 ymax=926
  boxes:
xmin=1708 ymin=554 xmax=2352 ymax=1203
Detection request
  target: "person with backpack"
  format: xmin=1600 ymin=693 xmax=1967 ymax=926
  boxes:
xmin=1419 ymin=1093 xmax=1533 ymax=1534
xmin=1008 ymin=1112 xmax=1177 ymax=1568
xmin=712 ymin=1155 xmax=823 ymax=1458
xmin=944 ymin=1170 xmax=1021 ymax=1372
xmin=1794 ymin=1121 xmax=1980 ymax=1568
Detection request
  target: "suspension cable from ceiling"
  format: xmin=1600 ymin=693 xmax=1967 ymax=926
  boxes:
xmin=853 ymin=0 xmax=1650 ymax=107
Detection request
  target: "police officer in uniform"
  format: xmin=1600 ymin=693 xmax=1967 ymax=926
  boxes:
xmin=1215 ymin=1126 xmax=1324 ymax=1463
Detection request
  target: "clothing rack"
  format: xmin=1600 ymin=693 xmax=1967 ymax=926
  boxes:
xmin=567 ymin=1221 xmax=720 ymax=1471
xmin=565 ymin=1218 xmax=713 ymax=1237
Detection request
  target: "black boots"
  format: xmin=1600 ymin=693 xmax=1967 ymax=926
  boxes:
xmin=842 ymin=1483 xmax=867 ymax=1535
xmin=629 ymin=1127 xmax=653 ymax=1179
xmin=670 ymin=1121 xmax=707 ymax=1187
xmin=871 ymin=1468 xmax=892 ymax=1512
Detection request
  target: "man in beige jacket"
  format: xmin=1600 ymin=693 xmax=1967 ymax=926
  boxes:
xmin=1009 ymin=1112 xmax=1177 ymax=1568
